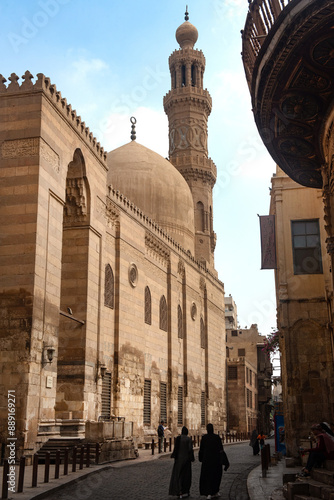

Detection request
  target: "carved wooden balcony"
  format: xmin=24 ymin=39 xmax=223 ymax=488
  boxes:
xmin=241 ymin=0 xmax=334 ymax=188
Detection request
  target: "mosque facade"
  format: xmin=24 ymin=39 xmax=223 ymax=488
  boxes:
xmin=0 ymin=13 xmax=226 ymax=456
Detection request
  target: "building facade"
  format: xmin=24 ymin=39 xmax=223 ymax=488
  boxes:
xmin=270 ymin=166 xmax=333 ymax=455
xmin=226 ymin=322 xmax=272 ymax=434
xmin=242 ymin=0 xmax=334 ymax=455
xmin=0 ymin=14 xmax=226 ymax=458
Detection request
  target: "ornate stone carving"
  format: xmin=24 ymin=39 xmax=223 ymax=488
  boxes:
xmin=178 ymin=259 xmax=185 ymax=278
xmin=65 ymin=178 xmax=87 ymax=219
xmin=128 ymin=263 xmax=138 ymax=288
xmin=279 ymin=137 xmax=313 ymax=157
xmin=145 ymin=231 xmax=170 ymax=264
xmin=169 ymin=118 xmax=207 ymax=155
xmin=40 ymin=139 xmax=60 ymax=173
xmin=106 ymin=199 xmax=120 ymax=227
xmin=1 ymin=138 xmax=39 ymax=158
xmin=190 ymin=302 xmax=197 ymax=321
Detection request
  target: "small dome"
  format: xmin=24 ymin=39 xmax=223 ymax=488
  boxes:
xmin=107 ymin=141 xmax=195 ymax=254
xmin=176 ymin=21 xmax=198 ymax=49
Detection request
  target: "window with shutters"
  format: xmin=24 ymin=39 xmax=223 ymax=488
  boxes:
xmin=178 ymin=386 xmax=183 ymax=426
xmin=159 ymin=296 xmax=168 ymax=331
xmin=200 ymin=317 xmax=206 ymax=349
xmin=160 ymin=382 xmax=167 ymax=423
xmin=249 ymin=370 xmax=252 ymax=386
xmin=291 ymin=219 xmax=323 ymax=274
xmin=101 ymin=372 xmax=111 ymax=417
xmin=178 ymin=305 xmax=183 ymax=339
xmin=246 ymin=367 xmax=249 ymax=384
xmin=143 ymin=379 xmax=151 ymax=425
xmin=228 ymin=366 xmax=237 ymax=380
xmin=145 ymin=286 xmax=151 ymax=325
xmin=201 ymin=391 xmax=206 ymax=427
xmin=104 ymin=264 xmax=114 ymax=308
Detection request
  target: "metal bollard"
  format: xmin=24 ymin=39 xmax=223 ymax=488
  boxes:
xmin=95 ymin=443 xmax=100 ymax=465
xmin=18 ymin=456 xmax=26 ymax=493
xmin=151 ymin=438 xmax=154 ymax=455
xmin=44 ymin=452 xmax=50 ymax=483
xmin=164 ymin=438 xmax=167 ymax=453
xmin=72 ymin=446 xmax=77 ymax=473
xmin=32 ymin=453 xmax=38 ymax=487
xmin=55 ymin=449 xmax=60 ymax=479
xmin=86 ymin=444 xmax=90 ymax=468
xmin=79 ymin=445 xmax=84 ymax=470
xmin=64 ymin=448 xmax=69 ymax=476
xmin=169 ymin=437 xmax=172 ymax=451
xmin=2 ymin=458 xmax=9 ymax=499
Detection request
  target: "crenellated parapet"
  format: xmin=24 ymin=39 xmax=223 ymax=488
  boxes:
xmin=0 ymin=71 xmax=107 ymax=165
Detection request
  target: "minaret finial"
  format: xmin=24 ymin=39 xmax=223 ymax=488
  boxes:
xmin=185 ymin=5 xmax=189 ymax=21
xmin=130 ymin=116 xmax=136 ymax=141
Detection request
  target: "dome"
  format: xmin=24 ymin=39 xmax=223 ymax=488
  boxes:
xmin=107 ymin=141 xmax=195 ymax=253
xmin=176 ymin=21 xmax=198 ymax=49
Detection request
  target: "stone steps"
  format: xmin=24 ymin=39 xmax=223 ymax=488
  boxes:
xmin=37 ymin=438 xmax=86 ymax=462
xmin=283 ymin=461 xmax=334 ymax=499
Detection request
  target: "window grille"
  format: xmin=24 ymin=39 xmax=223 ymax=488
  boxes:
xmin=231 ymin=330 xmax=238 ymax=336
xmin=178 ymin=386 xmax=183 ymax=426
xmin=228 ymin=366 xmax=237 ymax=379
xmin=201 ymin=391 xmax=206 ymax=427
xmin=143 ymin=379 xmax=151 ymax=425
xmin=200 ymin=317 xmax=206 ymax=349
xmin=178 ymin=305 xmax=183 ymax=339
xmin=145 ymin=286 xmax=151 ymax=325
xmin=291 ymin=219 xmax=323 ymax=274
xmin=246 ymin=367 xmax=249 ymax=384
xmin=159 ymin=296 xmax=168 ymax=331
xmin=238 ymin=348 xmax=245 ymax=357
xmin=160 ymin=382 xmax=167 ymax=423
xmin=101 ymin=372 xmax=111 ymax=417
xmin=104 ymin=264 xmax=114 ymax=308
xmin=249 ymin=370 xmax=252 ymax=386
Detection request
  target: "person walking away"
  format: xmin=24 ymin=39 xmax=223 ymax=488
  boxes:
xmin=257 ymin=431 xmax=266 ymax=451
xmin=199 ymin=423 xmax=224 ymax=499
xmin=250 ymin=429 xmax=260 ymax=455
xmin=158 ymin=420 xmax=166 ymax=453
xmin=298 ymin=423 xmax=334 ymax=477
xmin=169 ymin=426 xmax=194 ymax=499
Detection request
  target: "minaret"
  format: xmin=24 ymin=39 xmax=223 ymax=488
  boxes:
xmin=163 ymin=7 xmax=217 ymax=268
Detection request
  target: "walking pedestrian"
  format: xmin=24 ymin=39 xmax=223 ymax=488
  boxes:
xmin=249 ymin=429 xmax=260 ymax=455
xmin=257 ymin=431 xmax=266 ymax=451
xmin=199 ymin=423 xmax=224 ymax=499
xmin=169 ymin=426 xmax=194 ymax=499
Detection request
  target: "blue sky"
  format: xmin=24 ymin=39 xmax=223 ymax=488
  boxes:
xmin=0 ymin=0 xmax=277 ymax=337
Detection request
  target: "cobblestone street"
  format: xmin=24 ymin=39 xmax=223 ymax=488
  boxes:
xmin=46 ymin=442 xmax=260 ymax=500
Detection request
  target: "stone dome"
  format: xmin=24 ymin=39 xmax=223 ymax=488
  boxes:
xmin=107 ymin=141 xmax=195 ymax=254
xmin=176 ymin=21 xmax=198 ymax=49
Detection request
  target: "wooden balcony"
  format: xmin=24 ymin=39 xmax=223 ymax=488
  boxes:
xmin=241 ymin=0 xmax=334 ymax=188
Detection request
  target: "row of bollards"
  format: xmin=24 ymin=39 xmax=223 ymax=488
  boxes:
xmin=150 ymin=432 xmax=250 ymax=456
xmin=1 ymin=443 xmax=100 ymax=499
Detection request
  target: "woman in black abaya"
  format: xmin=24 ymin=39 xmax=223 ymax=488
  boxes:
xmin=199 ymin=423 xmax=223 ymax=499
xmin=169 ymin=426 xmax=194 ymax=498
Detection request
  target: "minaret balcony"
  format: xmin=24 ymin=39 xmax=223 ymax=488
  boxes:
xmin=163 ymin=86 xmax=212 ymax=113
xmin=241 ymin=0 xmax=334 ymax=189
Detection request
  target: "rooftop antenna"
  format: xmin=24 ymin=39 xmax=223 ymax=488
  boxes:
xmin=185 ymin=5 xmax=189 ymax=21
xmin=130 ymin=116 xmax=136 ymax=141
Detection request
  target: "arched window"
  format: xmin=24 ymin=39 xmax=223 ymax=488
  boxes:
xmin=196 ymin=201 xmax=205 ymax=232
xmin=181 ymin=65 xmax=186 ymax=86
xmin=160 ymin=295 xmax=168 ymax=332
xmin=191 ymin=64 xmax=196 ymax=86
xmin=178 ymin=305 xmax=183 ymax=339
xmin=200 ymin=317 xmax=206 ymax=349
xmin=104 ymin=264 xmax=114 ymax=309
xmin=145 ymin=286 xmax=151 ymax=325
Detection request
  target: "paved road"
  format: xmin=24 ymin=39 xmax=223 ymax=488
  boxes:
xmin=46 ymin=442 xmax=260 ymax=500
